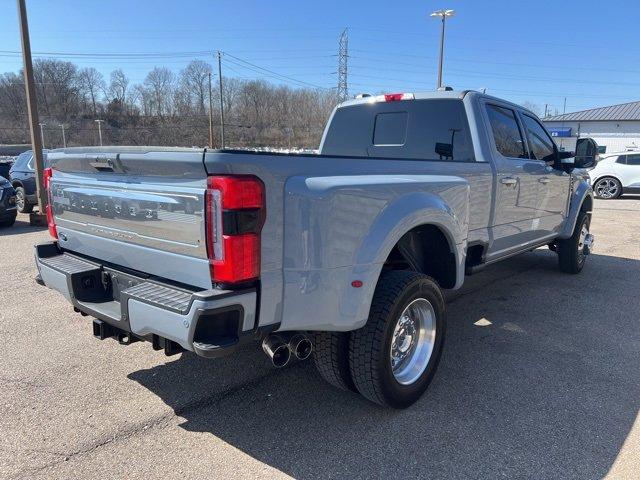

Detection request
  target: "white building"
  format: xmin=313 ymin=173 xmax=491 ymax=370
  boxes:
xmin=543 ymin=101 xmax=640 ymax=154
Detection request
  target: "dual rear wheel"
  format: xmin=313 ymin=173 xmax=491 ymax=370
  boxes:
xmin=313 ymin=271 xmax=445 ymax=408
xmin=314 ymin=211 xmax=591 ymax=407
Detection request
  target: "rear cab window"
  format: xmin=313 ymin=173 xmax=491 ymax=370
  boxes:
xmin=485 ymin=104 xmax=527 ymax=159
xmin=373 ymin=112 xmax=408 ymax=146
xmin=321 ymin=98 xmax=475 ymax=162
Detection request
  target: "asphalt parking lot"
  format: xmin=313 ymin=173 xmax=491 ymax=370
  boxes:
xmin=1 ymin=197 xmax=639 ymax=480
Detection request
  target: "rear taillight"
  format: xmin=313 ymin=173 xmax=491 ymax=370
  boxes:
xmin=205 ymin=175 xmax=265 ymax=285
xmin=43 ymin=167 xmax=57 ymax=239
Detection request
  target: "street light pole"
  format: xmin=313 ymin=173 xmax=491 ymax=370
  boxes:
xmin=430 ymin=9 xmax=455 ymax=89
xmin=95 ymin=119 xmax=104 ymax=146
xmin=38 ymin=122 xmax=46 ymax=149
xmin=59 ymin=124 xmax=66 ymax=148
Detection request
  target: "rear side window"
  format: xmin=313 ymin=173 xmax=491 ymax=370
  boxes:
xmin=373 ymin=112 xmax=408 ymax=146
xmin=627 ymin=154 xmax=640 ymax=165
xmin=485 ymin=104 xmax=527 ymax=159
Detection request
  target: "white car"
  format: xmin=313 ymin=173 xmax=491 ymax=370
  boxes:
xmin=589 ymin=151 xmax=640 ymax=199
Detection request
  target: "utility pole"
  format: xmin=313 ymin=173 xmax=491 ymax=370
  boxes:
xmin=59 ymin=124 xmax=66 ymax=148
xmin=337 ymin=28 xmax=349 ymax=103
xmin=208 ymin=72 xmax=214 ymax=148
xmin=217 ymin=51 xmax=225 ymax=148
xmin=38 ymin=122 xmax=46 ymax=149
xmin=17 ymin=0 xmax=47 ymax=223
xmin=430 ymin=9 xmax=455 ymax=89
xmin=544 ymin=104 xmax=548 ymax=117
xmin=95 ymin=119 xmax=104 ymax=146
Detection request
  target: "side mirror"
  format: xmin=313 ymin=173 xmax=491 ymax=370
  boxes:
xmin=574 ymin=138 xmax=599 ymax=168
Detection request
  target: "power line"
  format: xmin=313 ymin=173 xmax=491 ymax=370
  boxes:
xmin=222 ymin=52 xmax=331 ymax=90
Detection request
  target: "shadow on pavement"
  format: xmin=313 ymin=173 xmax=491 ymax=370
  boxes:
xmin=0 ymin=215 xmax=46 ymax=237
xmin=129 ymin=250 xmax=640 ymax=478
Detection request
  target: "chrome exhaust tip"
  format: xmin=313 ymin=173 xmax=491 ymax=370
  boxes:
xmin=262 ymin=335 xmax=291 ymax=368
xmin=288 ymin=334 xmax=313 ymax=361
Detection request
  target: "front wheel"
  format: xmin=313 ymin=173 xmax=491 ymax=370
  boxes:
xmin=557 ymin=211 xmax=591 ymax=274
xmin=349 ymin=271 xmax=445 ymax=408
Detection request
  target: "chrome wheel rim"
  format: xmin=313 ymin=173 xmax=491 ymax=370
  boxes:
xmin=390 ymin=298 xmax=436 ymax=385
xmin=577 ymin=223 xmax=589 ymax=262
xmin=595 ymin=179 xmax=619 ymax=199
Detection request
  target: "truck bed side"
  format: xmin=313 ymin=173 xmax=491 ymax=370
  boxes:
xmin=204 ymin=151 xmax=492 ymax=331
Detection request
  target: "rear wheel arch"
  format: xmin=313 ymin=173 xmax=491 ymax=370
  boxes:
xmin=382 ymin=224 xmax=458 ymax=290
xmin=580 ymin=194 xmax=593 ymax=215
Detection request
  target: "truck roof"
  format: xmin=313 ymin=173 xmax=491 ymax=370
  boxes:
xmin=337 ymin=89 xmax=538 ymax=119
xmin=337 ymin=89 xmax=468 ymax=109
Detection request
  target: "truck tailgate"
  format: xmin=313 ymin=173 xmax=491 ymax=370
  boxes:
xmin=48 ymin=148 xmax=212 ymax=289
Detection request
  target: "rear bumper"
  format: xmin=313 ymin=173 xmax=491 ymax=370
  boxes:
xmin=34 ymin=242 xmax=265 ymax=358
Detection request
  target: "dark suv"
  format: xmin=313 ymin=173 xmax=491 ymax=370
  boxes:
xmin=9 ymin=150 xmax=48 ymax=213
xmin=0 ymin=176 xmax=17 ymax=227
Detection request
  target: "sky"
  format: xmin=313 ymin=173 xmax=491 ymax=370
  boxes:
xmin=1 ymin=0 xmax=639 ymax=116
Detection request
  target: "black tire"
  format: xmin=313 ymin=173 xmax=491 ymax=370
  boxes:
xmin=0 ymin=214 xmax=16 ymax=228
xmin=557 ymin=211 xmax=590 ymax=274
xmin=15 ymin=186 xmax=34 ymax=214
xmin=313 ymin=331 xmax=356 ymax=392
xmin=593 ymin=177 xmax=622 ymax=199
xmin=349 ymin=271 xmax=446 ymax=408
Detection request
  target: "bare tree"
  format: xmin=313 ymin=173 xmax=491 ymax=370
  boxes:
xmin=0 ymin=72 xmax=26 ymax=120
xmin=178 ymin=60 xmax=212 ymax=115
xmin=109 ymin=69 xmax=129 ymax=105
xmin=522 ymin=101 xmax=542 ymax=117
xmin=0 ymin=59 xmax=337 ymax=149
xmin=143 ymin=67 xmax=175 ymax=117
xmin=78 ymin=67 xmax=106 ymax=116
xmin=33 ymin=59 xmax=80 ymax=120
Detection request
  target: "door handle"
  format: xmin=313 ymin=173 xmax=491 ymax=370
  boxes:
xmin=500 ymin=177 xmax=517 ymax=186
xmin=538 ymin=177 xmax=550 ymax=184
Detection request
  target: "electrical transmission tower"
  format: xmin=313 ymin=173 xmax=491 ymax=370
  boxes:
xmin=337 ymin=28 xmax=349 ymax=103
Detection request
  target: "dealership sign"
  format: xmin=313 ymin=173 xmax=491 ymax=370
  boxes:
xmin=548 ymin=127 xmax=572 ymax=137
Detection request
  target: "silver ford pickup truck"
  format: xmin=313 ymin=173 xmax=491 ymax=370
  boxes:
xmin=35 ymin=90 xmax=596 ymax=408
